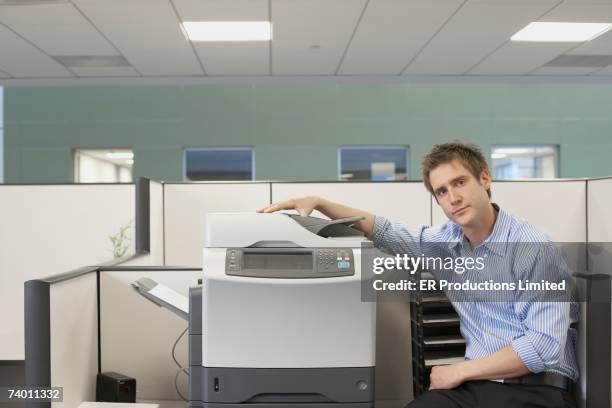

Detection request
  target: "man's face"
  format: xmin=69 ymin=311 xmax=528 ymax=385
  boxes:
xmin=428 ymin=159 xmax=491 ymax=228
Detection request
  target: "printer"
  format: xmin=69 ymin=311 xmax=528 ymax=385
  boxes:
xmin=189 ymin=212 xmax=376 ymax=408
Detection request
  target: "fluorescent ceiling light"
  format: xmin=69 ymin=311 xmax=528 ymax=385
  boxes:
xmin=180 ymin=21 xmax=272 ymax=42
xmin=511 ymin=22 xmax=612 ymax=42
xmin=491 ymin=153 xmax=507 ymax=159
xmin=107 ymin=152 xmax=134 ymax=159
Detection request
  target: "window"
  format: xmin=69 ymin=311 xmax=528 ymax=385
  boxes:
xmin=491 ymin=145 xmax=558 ymax=180
xmin=74 ymin=149 xmax=133 ymax=183
xmin=184 ymin=148 xmax=254 ymax=181
xmin=339 ymin=146 xmax=409 ymax=181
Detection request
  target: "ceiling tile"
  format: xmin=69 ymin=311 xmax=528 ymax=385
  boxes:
xmin=0 ymin=3 xmax=116 ymax=55
xmin=530 ymin=66 xmax=601 ymax=75
xmin=0 ymin=23 xmax=72 ymax=77
xmin=339 ymin=0 xmax=463 ymax=75
xmin=540 ymin=2 xmax=612 ymax=21
xmin=563 ymin=0 xmax=612 ymax=3
xmin=173 ymin=0 xmax=269 ymax=75
xmin=71 ymin=66 xmax=140 ymax=77
xmin=0 ymin=0 xmax=611 ymax=81
xmin=272 ymin=0 xmax=367 ymax=75
xmin=568 ymin=29 xmax=612 ymax=56
xmin=538 ymin=2 xmax=612 ymax=55
xmin=73 ymin=0 xmax=203 ymax=76
xmin=172 ymin=0 xmax=268 ymax=20
xmin=192 ymin=43 xmax=269 ymax=75
xmin=592 ymin=65 xmax=612 ymax=75
xmin=469 ymin=42 xmax=574 ymax=75
xmin=545 ymin=54 xmax=612 ymax=67
xmin=403 ymin=1 xmax=558 ymax=75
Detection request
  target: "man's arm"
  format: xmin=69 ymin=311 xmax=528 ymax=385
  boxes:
xmin=258 ymin=196 xmax=433 ymax=258
xmin=429 ymin=345 xmax=530 ymax=390
xmin=431 ymin=244 xmax=575 ymax=390
xmin=258 ymin=196 xmax=376 ymax=237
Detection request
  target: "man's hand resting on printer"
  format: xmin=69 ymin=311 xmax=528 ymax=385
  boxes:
xmin=257 ymin=196 xmax=376 ymax=237
xmin=258 ymin=196 xmax=320 ymax=217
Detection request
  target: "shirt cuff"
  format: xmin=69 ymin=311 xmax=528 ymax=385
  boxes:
xmin=511 ymin=335 xmax=545 ymax=373
xmin=371 ymin=216 xmax=389 ymax=246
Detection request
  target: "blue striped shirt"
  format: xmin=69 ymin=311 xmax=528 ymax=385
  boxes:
xmin=372 ymin=206 xmax=579 ymax=381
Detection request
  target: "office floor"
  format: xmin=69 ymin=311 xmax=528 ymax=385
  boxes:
xmin=139 ymin=401 xmax=187 ymax=407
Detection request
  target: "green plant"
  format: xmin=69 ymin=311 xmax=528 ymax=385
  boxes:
xmin=109 ymin=222 xmax=132 ymax=259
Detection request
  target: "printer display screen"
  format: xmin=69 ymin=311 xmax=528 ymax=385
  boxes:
xmin=243 ymin=253 xmax=313 ymax=270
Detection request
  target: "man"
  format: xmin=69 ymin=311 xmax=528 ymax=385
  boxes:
xmin=259 ymin=141 xmax=578 ymax=408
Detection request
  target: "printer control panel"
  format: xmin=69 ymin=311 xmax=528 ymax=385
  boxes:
xmin=316 ymin=249 xmax=354 ymax=273
xmin=225 ymin=248 xmax=355 ymax=278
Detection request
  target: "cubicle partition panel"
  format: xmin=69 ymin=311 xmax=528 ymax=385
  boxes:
xmin=272 ymin=182 xmax=431 ymax=407
xmin=432 ymin=180 xmax=588 ymax=272
xmin=17 ymin=179 xmax=611 ymax=408
xmin=587 ymin=177 xmax=612 ymax=275
xmin=163 ymin=183 xmax=270 ymax=266
xmin=99 ymin=268 xmax=200 ymax=402
xmin=150 ymin=181 xmax=164 ymax=265
xmin=431 ymin=180 xmax=587 ymax=241
xmin=50 ymin=272 xmax=98 ymax=407
xmin=271 ymin=181 xmax=431 ymax=226
xmin=0 ymin=184 xmax=135 ymax=361
xmin=586 ymin=177 xmax=612 ymax=408
xmin=24 ymin=269 xmax=98 ymax=408
xmin=121 ymin=179 xmax=164 ymax=267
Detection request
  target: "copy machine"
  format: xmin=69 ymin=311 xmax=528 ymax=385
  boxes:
xmin=189 ymin=212 xmax=376 ymax=408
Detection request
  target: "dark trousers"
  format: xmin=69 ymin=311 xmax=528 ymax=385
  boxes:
xmin=407 ymin=381 xmax=576 ymax=408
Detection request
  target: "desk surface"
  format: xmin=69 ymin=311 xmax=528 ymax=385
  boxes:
xmin=79 ymin=403 xmax=159 ymax=408
xmin=79 ymin=401 xmax=186 ymax=408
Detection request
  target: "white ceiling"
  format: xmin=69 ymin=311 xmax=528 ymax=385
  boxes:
xmin=1 ymin=0 xmax=612 ymax=84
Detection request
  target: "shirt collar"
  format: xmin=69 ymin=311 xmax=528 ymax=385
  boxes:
xmin=447 ymin=203 xmax=509 ymax=256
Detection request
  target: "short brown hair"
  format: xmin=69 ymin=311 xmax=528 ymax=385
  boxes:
xmin=421 ymin=141 xmax=491 ymax=198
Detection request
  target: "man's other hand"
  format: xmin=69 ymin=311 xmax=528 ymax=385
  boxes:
xmin=257 ymin=196 xmax=320 ymax=217
xmin=429 ymin=364 xmax=465 ymax=390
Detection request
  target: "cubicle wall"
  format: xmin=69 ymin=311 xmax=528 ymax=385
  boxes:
xmin=19 ymin=178 xmax=612 ymax=408
xmin=158 ymin=179 xmax=598 ymax=406
xmin=50 ymin=272 xmax=98 ymax=407
xmin=433 ymin=180 xmax=588 ymax=272
xmin=100 ymin=269 xmax=199 ymax=402
xmin=119 ymin=179 xmax=164 ymax=266
xmin=150 ymin=181 xmax=165 ymax=264
xmin=0 ymin=184 xmax=134 ymax=361
xmin=432 ymin=180 xmax=587 ymax=241
xmin=163 ymin=183 xmax=270 ymax=266
xmin=271 ymin=182 xmax=431 ymax=226
xmin=588 ymin=177 xmax=612 ymax=275
xmin=587 ymin=177 xmax=612 ymax=408
xmin=24 ymin=269 xmax=99 ymax=408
